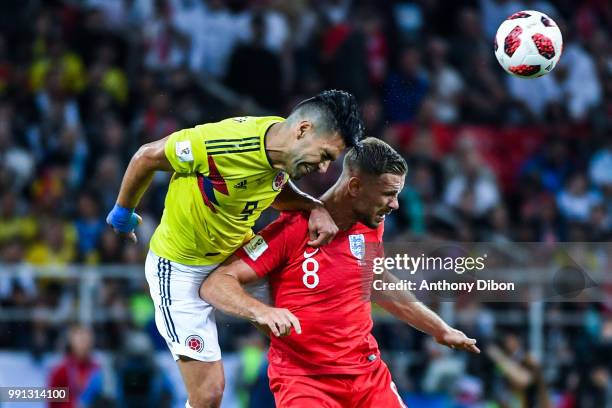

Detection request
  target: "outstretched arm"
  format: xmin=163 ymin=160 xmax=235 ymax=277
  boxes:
xmin=107 ymin=137 xmax=173 ymax=242
xmin=200 ymin=255 xmax=301 ymax=337
xmin=373 ymin=271 xmax=480 ymax=353
xmin=272 ymin=181 xmax=338 ymax=247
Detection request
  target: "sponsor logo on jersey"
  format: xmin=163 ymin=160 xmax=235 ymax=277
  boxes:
xmin=303 ymin=248 xmax=319 ymax=258
xmin=272 ymin=171 xmax=287 ymax=191
xmin=233 ymin=117 xmax=248 ymax=123
xmin=244 ymin=235 xmax=268 ymax=261
xmin=185 ymin=335 xmax=204 ymax=352
xmin=176 ymin=140 xmax=194 ymax=162
xmin=234 ymin=180 xmax=248 ymax=190
xmin=349 ymin=234 xmax=365 ymax=259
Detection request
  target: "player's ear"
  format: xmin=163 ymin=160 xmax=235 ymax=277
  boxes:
xmin=347 ymin=176 xmax=361 ymax=197
xmin=297 ymin=120 xmax=312 ymax=140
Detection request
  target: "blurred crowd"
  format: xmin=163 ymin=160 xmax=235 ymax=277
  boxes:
xmin=0 ymin=0 xmax=610 ymax=407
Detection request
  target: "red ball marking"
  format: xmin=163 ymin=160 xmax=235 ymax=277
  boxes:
xmin=509 ymin=64 xmax=541 ymax=76
xmin=504 ymin=26 xmax=523 ymax=57
xmin=508 ymin=11 xmax=531 ymax=20
xmin=532 ymin=33 xmax=555 ymax=59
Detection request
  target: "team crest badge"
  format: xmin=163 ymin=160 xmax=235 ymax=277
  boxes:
xmin=272 ymin=171 xmax=287 ymax=191
xmin=186 ymin=335 xmax=204 ymax=352
xmin=349 ymin=234 xmax=365 ymax=259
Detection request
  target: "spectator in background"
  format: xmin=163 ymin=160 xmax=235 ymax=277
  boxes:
xmin=248 ymin=0 xmax=290 ymax=56
xmin=86 ymin=0 xmax=128 ymax=32
xmin=114 ymin=330 xmax=174 ymax=408
xmin=26 ymin=217 xmax=77 ymax=266
xmin=320 ymin=7 xmax=371 ymax=101
xmin=0 ymin=103 xmax=35 ymax=191
xmin=176 ymin=0 xmax=249 ymax=78
xmin=88 ymin=43 xmax=128 ymax=106
xmin=462 ymin=49 xmax=508 ymax=123
xmin=226 ymin=13 xmax=284 ymax=111
xmin=97 ymin=228 xmax=122 ymax=264
xmin=234 ymin=332 xmax=272 ymax=408
xmin=48 ymin=325 xmax=103 ymax=408
xmin=92 ymin=154 xmax=124 ymax=213
xmin=0 ymin=34 xmax=13 ymax=94
xmin=134 ymin=92 xmax=178 ymax=144
xmin=29 ymin=36 xmax=86 ymax=95
xmin=0 ymin=240 xmax=36 ymax=304
xmin=521 ymin=138 xmax=573 ymax=193
xmin=506 ymin=67 xmax=561 ymax=122
xmin=578 ymin=365 xmax=611 ymax=408
xmin=141 ymin=0 xmax=188 ymax=72
xmin=443 ymin=136 xmax=500 ymax=218
xmin=589 ymin=140 xmax=612 ymax=188
xmin=0 ymin=240 xmax=37 ymax=349
xmin=532 ymin=194 xmax=565 ymax=242
xmin=485 ymin=205 xmax=512 ymax=243
xmin=449 ymin=7 xmax=489 ymax=77
xmin=556 ymin=172 xmax=602 ymax=223
xmin=555 ymin=32 xmax=602 ymax=121
xmin=89 ymin=114 xmax=129 ymax=165
xmin=425 ymin=37 xmax=464 ymax=124
xmin=383 ymin=45 xmax=429 ymax=123
xmin=0 ymin=190 xmax=37 ymax=245
xmin=74 ymin=190 xmax=105 ymax=263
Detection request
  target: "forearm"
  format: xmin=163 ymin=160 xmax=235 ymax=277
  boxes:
xmin=375 ymin=272 xmax=451 ymax=338
xmin=116 ymin=141 xmax=172 ymax=208
xmin=272 ymin=180 xmax=322 ymax=211
xmin=486 ymin=345 xmax=532 ymax=388
xmin=201 ymin=272 xmax=267 ymax=322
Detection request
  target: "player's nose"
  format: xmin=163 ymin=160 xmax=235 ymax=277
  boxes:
xmin=388 ymin=197 xmax=399 ymax=210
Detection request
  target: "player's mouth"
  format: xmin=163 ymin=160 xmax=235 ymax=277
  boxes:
xmin=375 ymin=210 xmax=392 ymax=222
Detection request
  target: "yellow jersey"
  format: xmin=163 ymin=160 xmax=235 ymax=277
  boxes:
xmin=149 ymin=116 xmax=289 ymax=265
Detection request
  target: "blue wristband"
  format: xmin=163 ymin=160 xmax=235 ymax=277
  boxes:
xmin=106 ymin=204 xmax=139 ymax=233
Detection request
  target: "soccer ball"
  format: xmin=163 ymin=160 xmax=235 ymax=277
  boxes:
xmin=494 ymin=10 xmax=563 ymax=78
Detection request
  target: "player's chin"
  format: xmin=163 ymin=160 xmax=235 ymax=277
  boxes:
xmin=289 ymin=171 xmax=303 ymax=180
xmin=363 ymin=215 xmax=384 ymax=228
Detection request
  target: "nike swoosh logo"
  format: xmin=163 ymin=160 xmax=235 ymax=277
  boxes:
xmin=303 ymin=248 xmax=319 ymax=258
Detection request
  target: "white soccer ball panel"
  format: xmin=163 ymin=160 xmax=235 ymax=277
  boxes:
xmin=493 ymin=10 xmax=563 ymax=79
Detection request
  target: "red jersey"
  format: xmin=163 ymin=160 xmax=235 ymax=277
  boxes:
xmin=48 ymin=356 xmax=99 ymax=408
xmin=237 ymin=211 xmax=384 ymax=375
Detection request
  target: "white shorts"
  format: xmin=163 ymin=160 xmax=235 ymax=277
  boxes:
xmin=144 ymin=250 xmax=221 ymax=362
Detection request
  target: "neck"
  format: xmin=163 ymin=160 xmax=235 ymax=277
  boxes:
xmin=320 ymin=180 xmax=358 ymax=231
xmin=264 ymin=122 xmax=291 ymax=170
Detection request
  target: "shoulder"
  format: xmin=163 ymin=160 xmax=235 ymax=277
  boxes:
xmin=277 ymin=211 xmax=309 ymax=231
xmin=197 ymin=116 xmax=284 ymax=143
xmin=262 ymin=211 xmax=309 ymax=237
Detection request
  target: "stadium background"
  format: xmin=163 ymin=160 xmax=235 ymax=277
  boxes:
xmin=0 ymin=0 xmax=610 ymax=407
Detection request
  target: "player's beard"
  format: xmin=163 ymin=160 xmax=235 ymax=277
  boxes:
xmin=360 ymin=208 xmax=391 ymax=228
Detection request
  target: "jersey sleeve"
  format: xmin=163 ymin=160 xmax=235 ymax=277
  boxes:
xmin=164 ymin=126 xmax=209 ymax=174
xmin=236 ymin=213 xmax=305 ymax=277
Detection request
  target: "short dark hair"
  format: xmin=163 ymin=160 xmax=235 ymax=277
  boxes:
xmin=291 ymin=89 xmax=364 ymax=148
xmin=344 ymin=137 xmax=407 ymax=176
